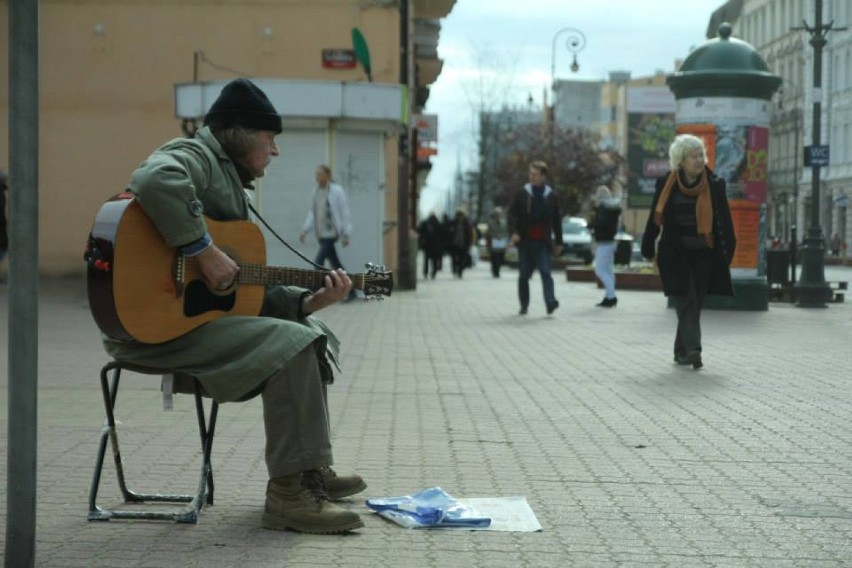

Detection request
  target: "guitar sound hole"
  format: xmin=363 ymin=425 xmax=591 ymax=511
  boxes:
xmin=183 ymin=280 xmax=236 ymax=317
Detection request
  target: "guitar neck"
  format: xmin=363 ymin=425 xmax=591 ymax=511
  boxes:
xmin=236 ymin=263 xmax=363 ymax=290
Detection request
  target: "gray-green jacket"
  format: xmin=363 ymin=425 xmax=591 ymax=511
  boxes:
xmin=103 ymin=127 xmax=339 ymax=402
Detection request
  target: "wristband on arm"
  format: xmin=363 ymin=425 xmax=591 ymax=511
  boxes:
xmin=179 ymin=232 xmax=213 ymax=257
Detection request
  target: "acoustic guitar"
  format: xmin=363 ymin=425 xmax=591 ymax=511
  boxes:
xmin=85 ymin=193 xmax=393 ymax=344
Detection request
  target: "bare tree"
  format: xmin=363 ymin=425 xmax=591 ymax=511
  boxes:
xmin=456 ymin=43 xmax=526 ymax=223
xmin=493 ymin=123 xmax=624 ymax=216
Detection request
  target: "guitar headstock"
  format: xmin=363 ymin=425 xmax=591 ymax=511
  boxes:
xmin=360 ymin=263 xmax=394 ymax=298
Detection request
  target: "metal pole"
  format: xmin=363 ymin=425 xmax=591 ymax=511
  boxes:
xmin=791 ymin=108 xmax=799 ymax=285
xmin=6 ymin=0 xmax=40 ymax=566
xmin=794 ymin=0 xmax=843 ymax=307
xmin=396 ymin=0 xmax=414 ymax=289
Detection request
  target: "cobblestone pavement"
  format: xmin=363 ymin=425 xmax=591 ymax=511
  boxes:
xmin=1 ymin=263 xmax=851 ymax=567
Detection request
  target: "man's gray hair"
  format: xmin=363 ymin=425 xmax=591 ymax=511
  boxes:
xmin=668 ymin=134 xmax=706 ymax=171
xmin=213 ymin=126 xmax=265 ymax=160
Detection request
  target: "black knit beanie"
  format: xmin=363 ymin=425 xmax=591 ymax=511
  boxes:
xmin=203 ymin=78 xmax=282 ymax=133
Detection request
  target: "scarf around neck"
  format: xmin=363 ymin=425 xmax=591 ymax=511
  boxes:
xmin=653 ymin=169 xmax=714 ymax=248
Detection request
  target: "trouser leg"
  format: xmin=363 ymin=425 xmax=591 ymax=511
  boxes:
xmin=262 ymin=345 xmax=333 ymax=479
xmin=491 ymin=251 xmax=505 ymax=277
xmin=452 ymin=250 xmax=465 ymax=276
xmin=326 ymin=239 xmax=345 ymax=271
xmin=314 ymin=239 xmax=330 ymax=267
xmin=536 ymin=244 xmax=556 ymax=306
xmin=673 ymin=293 xmax=700 ymax=356
xmin=672 ymin=255 xmax=713 ymax=356
xmin=594 ymin=242 xmax=616 ymax=298
xmin=517 ymin=244 xmax=534 ymax=308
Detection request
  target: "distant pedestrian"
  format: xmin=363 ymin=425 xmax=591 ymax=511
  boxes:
xmin=0 ymin=170 xmax=8 ymax=267
xmin=417 ymin=212 xmax=444 ymax=279
xmin=641 ymin=134 xmax=736 ymax=370
xmin=299 ymin=164 xmax=356 ymax=300
xmin=830 ymin=232 xmax=841 ymax=256
xmin=449 ymin=209 xmax=473 ymax=278
xmin=440 ymin=213 xmax=452 ymax=272
xmin=590 ymin=185 xmax=621 ymax=307
xmin=486 ymin=207 xmax=509 ymax=278
xmin=508 ymin=160 xmax=563 ymax=315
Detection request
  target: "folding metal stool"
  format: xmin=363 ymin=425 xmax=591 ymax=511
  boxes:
xmin=88 ymin=360 xmax=218 ymax=524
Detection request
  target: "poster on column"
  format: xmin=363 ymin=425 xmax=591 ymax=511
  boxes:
xmin=729 ymin=200 xmax=761 ymax=277
xmin=744 ymin=126 xmax=768 ymax=203
xmin=626 ymin=87 xmax=676 ymax=208
xmin=675 ymin=123 xmax=768 ymax=204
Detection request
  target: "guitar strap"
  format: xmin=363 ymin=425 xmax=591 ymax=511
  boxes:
xmin=247 ymin=203 xmax=329 ymax=272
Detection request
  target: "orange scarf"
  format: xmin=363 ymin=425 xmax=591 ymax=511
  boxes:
xmin=653 ymin=170 xmax=714 ymax=248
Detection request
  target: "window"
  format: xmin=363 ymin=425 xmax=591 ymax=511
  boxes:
xmin=847 ymin=49 xmax=852 ymax=90
xmin=833 ymin=53 xmax=841 ymax=92
xmin=770 ymin=4 xmax=777 ymax=37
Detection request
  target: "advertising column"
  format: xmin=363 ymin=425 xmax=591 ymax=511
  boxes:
xmin=666 ymin=23 xmax=781 ymax=310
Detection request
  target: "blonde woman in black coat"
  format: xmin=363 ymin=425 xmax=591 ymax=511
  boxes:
xmin=640 ymin=134 xmax=736 ymax=370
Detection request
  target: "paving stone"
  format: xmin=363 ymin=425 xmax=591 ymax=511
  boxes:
xmin=1 ymin=268 xmax=851 ymax=567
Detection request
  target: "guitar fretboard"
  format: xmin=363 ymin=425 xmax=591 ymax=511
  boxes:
xmin=236 ymin=263 xmax=364 ymax=290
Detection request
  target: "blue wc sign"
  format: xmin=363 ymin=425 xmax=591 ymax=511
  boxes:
xmin=804 ymin=144 xmax=830 ymax=167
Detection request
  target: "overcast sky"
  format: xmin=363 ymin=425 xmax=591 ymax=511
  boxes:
xmin=419 ymin=0 xmax=729 ymax=216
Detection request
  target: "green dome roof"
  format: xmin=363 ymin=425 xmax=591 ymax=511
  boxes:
xmin=667 ymin=23 xmax=781 ymax=99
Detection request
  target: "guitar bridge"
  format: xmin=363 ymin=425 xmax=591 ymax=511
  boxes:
xmin=173 ymin=255 xmax=185 ymax=298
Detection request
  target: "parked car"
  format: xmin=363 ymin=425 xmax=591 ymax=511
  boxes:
xmin=561 ymin=216 xmax=593 ymax=264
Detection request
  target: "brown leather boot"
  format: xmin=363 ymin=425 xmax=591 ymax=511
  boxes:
xmin=319 ymin=466 xmax=368 ymax=500
xmin=262 ymin=470 xmax=364 ymax=534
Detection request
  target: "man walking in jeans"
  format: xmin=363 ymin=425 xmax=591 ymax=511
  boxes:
xmin=508 ymin=161 xmax=564 ymax=315
xmin=300 ymin=164 xmax=356 ymax=300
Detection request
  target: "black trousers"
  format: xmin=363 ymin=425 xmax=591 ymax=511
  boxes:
xmin=490 ymin=250 xmax=505 ymax=277
xmin=671 ymin=253 xmax=714 ymax=358
xmin=422 ymin=252 xmax=441 ymax=279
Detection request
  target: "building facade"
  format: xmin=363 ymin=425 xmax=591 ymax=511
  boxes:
xmin=552 ymin=79 xmax=604 ymax=130
xmin=733 ymin=0 xmax=851 ymax=256
xmin=0 ymin=0 xmax=454 ymax=276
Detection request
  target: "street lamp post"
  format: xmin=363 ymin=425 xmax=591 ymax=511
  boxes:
xmin=549 ymin=27 xmax=585 ymax=155
xmin=550 ymin=27 xmax=586 ymax=86
xmin=792 ymin=0 xmax=846 ymax=307
xmin=791 ymin=104 xmax=801 ymax=285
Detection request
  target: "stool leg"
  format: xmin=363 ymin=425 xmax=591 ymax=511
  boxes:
xmin=193 ymin=382 xmax=218 ymax=508
xmin=104 ymin=367 xmax=141 ymax=503
xmin=89 ymin=363 xmax=215 ymax=523
xmin=88 ymin=365 xmax=120 ymax=520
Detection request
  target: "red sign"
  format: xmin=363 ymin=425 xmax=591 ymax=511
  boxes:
xmin=322 ymin=49 xmax=356 ymax=69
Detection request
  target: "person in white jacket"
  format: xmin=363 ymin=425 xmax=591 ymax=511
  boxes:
xmin=300 ymin=164 xmax=353 ymax=263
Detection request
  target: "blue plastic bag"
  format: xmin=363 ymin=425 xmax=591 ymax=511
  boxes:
xmin=366 ymin=487 xmax=491 ymax=529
